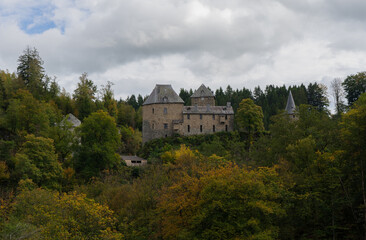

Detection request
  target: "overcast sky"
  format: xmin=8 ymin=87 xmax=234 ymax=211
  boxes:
xmin=1 ymin=0 xmax=366 ymax=107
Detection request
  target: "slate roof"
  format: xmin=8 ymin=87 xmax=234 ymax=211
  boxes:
xmin=183 ymin=106 xmax=234 ymax=115
xmin=191 ymin=84 xmax=214 ymax=98
xmin=143 ymin=84 xmax=184 ymax=105
xmin=285 ymin=90 xmax=296 ymax=114
xmin=65 ymin=113 xmax=81 ymax=128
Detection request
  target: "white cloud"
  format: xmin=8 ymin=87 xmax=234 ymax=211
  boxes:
xmin=0 ymin=0 xmax=366 ymax=105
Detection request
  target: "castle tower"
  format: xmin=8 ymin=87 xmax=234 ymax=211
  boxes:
xmin=190 ymin=84 xmax=215 ymax=106
xmin=285 ymin=90 xmax=296 ymax=118
xmin=142 ymin=84 xmax=184 ymax=143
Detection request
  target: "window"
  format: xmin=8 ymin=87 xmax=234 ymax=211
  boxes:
xmin=212 ymin=114 xmax=215 ymax=120
xmin=200 ymin=114 xmax=202 ymax=119
xmin=225 ymin=125 xmax=228 ymax=132
xmin=164 ymin=123 xmax=168 ymax=129
xmin=225 ymin=115 xmax=228 ymax=120
xmin=200 ymin=125 xmax=203 ymax=132
xmin=187 ymin=114 xmax=190 ymax=119
xmin=152 ymin=108 xmax=154 ymax=114
xmin=163 ymin=96 xmax=168 ymax=102
xmin=187 ymin=125 xmax=190 ymax=132
xmin=152 ymin=123 xmax=155 ymax=129
xmin=213 ymin=125 xmax=215 ymax=132
xmin=164 ymin=108 xmax=167 ymax=114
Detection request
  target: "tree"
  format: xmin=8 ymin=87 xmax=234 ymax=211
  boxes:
xmin=158 ymin=161 xmax=287 ymax=240
xmin=127 ymin=94 xmax=139 ymax=110
xmin=307 ymin=82 xmax=329 ymax=111
xmin=17 ymin=47 xmax=45 ymax=99
xmin=5 ymin=89 xmax=51 ymax=135
xmin=340 ymin=93 xmax=366 ymax=238
xmin=74 ymin=110 xmax=121 ymax=179
xmin=119 ymin=125 xmax=142 ymax=155
xmin=9 ymin=188 xmax=122 ymax=239
xmin=73 ymin=73 xmax=97 ymax=120
xmin=342 ymin=72 xmax=366 ymax=105
xmin=331 ymin=78 xmax=346 ymax=116
xmin=101 ymin=81 xmax=118 ymax=119
xmin=236 ymin=98 xmax=264 ymax=142
xmin=179 ymin=88 xmax=191 ymax=105
xmin=13 ymin=134 xmax=62 ymax=189
xmin=137 ymin=94 xmax=144 ymax=107
xmin=117 ymin=102 xmax=136 ymax=127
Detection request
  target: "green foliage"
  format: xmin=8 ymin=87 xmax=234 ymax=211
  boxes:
xmin=117 ymin=102 xmax=136 ymax=127
xmin=119 ymin=125 xmax=142 ymax=155
xmin=75 ymin=110 xmax=121 ymax=179
xmin=236 ymin=98 xmax=264 ymax=141
xmin=342 ymin=72 xmax=366 ymax=105
xmin=307 ymin=82 xmax=329 ymax=111
xmin=73 ymin=72 xmax=97 ymax=120
xmin=17 ymin=47 xmax=45 ymax=99
xmin=13 ymin=134 xmax=62 ymax=189
xmin=158 ymin=161 xmax=287 ymax=240
xmin=10 ymin=188 xmax=123 ymax=239
xmin=101 ymin=81 xmax=118 ymax=119
xmin=5 ymin=90 xmax=51 ymax=135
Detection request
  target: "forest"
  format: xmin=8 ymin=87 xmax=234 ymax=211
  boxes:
xmin=0 ymin=47 xmax=366 ymax=239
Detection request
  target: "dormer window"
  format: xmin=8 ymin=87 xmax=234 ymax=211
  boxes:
xmin=163 ymin=96 xmax=168 ymax=102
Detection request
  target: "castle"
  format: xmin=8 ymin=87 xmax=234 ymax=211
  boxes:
xmin=142 ymin=84 xmax=234 ymax=143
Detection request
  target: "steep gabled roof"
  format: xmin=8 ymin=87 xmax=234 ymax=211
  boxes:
xmin=285 ymin=90 xmax=296 ymax=114
xmin=65 ymin=113 xmax=81 ymax=128
xmin=143 ymin=84 xmax=184 ymax=105
xmin=191 ymin=84 xmax=214 ymax=98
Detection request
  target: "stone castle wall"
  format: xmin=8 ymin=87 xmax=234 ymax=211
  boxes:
xmin=142 ymin=103 xmax=184 ymax=143
xmin=180 ymin=113 xmax=234 ymax=135
xmin=191 ymin=97 xmax=215 ymax=106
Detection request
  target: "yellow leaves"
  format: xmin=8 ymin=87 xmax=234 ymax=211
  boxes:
xmin=157 ymin=162 xmax=286 ymax=239
xmin=13 ymin=188 xmax=122 ymax=239
xmin=0 ymin=161 xmax=10 ymax=180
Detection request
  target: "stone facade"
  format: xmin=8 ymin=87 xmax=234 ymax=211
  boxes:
xmin=191 ymin=96 xmax=215 ymax=106
xmin=142 ymin=103 xmax=184 ymax=142
xmin=142 ymin=84 xmax=234 ymax=143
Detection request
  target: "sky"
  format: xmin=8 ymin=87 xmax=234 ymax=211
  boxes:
xmin=1 ymin=0 xmax=366 ymax=109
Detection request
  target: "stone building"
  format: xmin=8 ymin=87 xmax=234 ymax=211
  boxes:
xmin=142 ymin=84 xmax=234 ymax=143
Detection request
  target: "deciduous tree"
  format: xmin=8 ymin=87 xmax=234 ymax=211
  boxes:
xmin=74 ymin=110 xmax=121 ymax=179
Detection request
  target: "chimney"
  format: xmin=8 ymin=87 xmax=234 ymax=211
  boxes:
xmin=226 ymin=102 xmax=231 ymax=107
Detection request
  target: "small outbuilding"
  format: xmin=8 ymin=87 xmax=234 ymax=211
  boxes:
xmin=121 ymin=155 xmax=147 ymax=167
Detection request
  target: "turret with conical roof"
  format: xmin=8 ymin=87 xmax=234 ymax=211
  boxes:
xmin=191 ymin=84 xmax=215 ymax=106
xmin=142 ymin=84 xmax=184 ymax=143
xmin=285 ymin=90 xmax=296 ymax=118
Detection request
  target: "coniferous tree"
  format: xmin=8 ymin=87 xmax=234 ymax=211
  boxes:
xmin=73 ymin=73 xmax=97 ymax=120
xmin=101 ymin=81 xmax=118 ymax=119
xmin=17 ymin=47 xmax=45 ymax=99
xmin=307 ymin=82 xmax=329 ymax=111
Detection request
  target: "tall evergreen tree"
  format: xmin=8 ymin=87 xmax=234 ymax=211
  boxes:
xmin=73 ymin=73 xmax=97 ymax=120
xmin=307 ymin=82 xmax=329 ymax=111
xmin=17 ymin=47 xmax=45 ymax=99
xmin=101 ymin=81 xmax=118 ymax=119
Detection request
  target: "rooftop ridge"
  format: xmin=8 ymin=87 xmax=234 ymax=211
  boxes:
xmin=143 ymin=84 xmax=184 ymax=105
xmin=191 ymin=84 xmax=215 ymax=98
